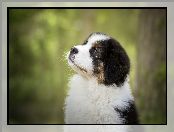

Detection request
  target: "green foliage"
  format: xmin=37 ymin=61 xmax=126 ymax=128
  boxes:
xmin=9 ymin=9 xmax=139 ymax=123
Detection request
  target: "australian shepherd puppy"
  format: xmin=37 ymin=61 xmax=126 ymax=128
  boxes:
xmin=64 ymin=32 xmax=139 ymax=124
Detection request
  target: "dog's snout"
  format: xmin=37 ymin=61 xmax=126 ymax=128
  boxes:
xmin=70 ymin=47 xmax=78 ymax=54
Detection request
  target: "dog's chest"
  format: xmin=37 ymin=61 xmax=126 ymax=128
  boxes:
xmin=65 ymin=75 xmax=124 ymax=124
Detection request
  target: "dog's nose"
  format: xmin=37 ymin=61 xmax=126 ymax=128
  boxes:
xmin=70 ymin=47 xmax=78 ymax=54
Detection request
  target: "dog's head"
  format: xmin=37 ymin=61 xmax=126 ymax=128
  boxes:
xmin=67 ymin=32 xmax=130 ymax=86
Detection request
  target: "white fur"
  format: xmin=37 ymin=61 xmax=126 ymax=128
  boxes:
xmin=73 ymin=44 xmax=93 ymax=72
xmin=87 ymin=33 xmax=110 ymax=46
xmin=64 ymin=74 xmax=134 ymax=124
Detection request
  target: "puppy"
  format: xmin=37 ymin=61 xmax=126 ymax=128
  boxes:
xmin=65 ymin=32 xmax=139 ymax=124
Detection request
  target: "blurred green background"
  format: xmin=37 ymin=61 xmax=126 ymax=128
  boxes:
xmin=9 ymin=9 xmax=166 ymax=124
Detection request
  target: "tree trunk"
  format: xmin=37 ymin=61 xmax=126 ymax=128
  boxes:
xmin=136 ymin=9 xmax=166 ymax=124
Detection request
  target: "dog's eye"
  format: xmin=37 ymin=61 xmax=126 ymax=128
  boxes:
xmin=93 ymin=48 xmax=98 ymax=52
xmin=90 ymin=47 xmax=103 ymax=59
xmin=94 ymin=47 xmax=103 ymax=52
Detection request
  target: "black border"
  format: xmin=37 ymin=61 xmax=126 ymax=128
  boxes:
xmin=7 ymin=7 xmax=167 ymax=125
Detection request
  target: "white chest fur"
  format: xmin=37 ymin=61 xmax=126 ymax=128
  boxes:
xmin=64 ymin=74 xmax=134 ymax=124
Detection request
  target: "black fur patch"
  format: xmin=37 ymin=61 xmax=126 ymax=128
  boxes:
xmin=114 ymin=101 xmax=139 ymax=124
xmin=89 ymin=43 xmax=104 ymax=74
xmin=103 ymin=38 xmax=130 ymax=86
xmin=89 ymin=37 xmax=130 ymax=86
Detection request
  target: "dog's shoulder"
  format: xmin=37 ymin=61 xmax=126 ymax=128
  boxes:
xmin=114 ymin=101 xmax=139 ymax=124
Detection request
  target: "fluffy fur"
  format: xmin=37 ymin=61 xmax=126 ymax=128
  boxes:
xmin=64 ymin=32 xmax=138 ymax=124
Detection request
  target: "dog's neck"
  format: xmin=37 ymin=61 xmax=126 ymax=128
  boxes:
xmin=78 ymin=74 xmax=134 ymax=109
xmin=81 ymin=74 xmax=130 ymax=89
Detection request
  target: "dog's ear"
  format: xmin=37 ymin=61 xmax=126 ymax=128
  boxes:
xmin=103 ymin=38 xmax=130 ymax=86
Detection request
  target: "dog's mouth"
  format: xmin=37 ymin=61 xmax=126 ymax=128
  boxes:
xmin=68 ymin=54 xmax=87 ymax=73
xmin=68 ymin=54 xmax=75 ymax=63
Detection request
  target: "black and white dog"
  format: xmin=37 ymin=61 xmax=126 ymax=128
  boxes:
xmin=65 ymin=32 xmax=139 ymax=124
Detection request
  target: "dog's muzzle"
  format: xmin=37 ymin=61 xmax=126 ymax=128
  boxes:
xmin=69 ymin=47 xmax=78 ymax=62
